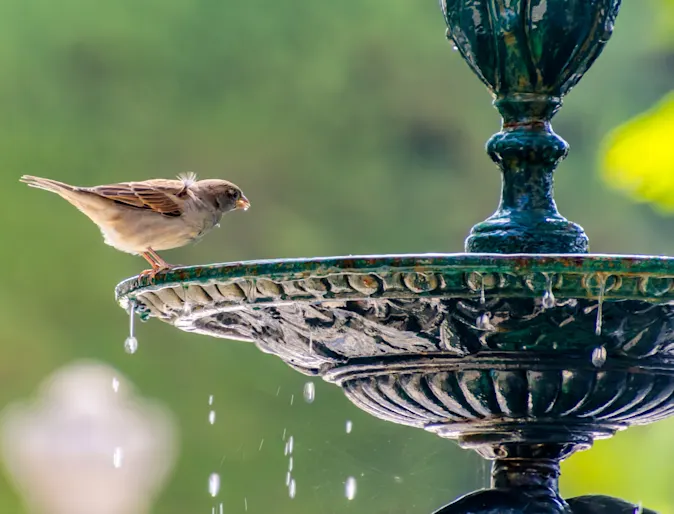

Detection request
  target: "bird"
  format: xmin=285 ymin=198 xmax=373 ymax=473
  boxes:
xmin=20 ymin=173 xmax=250 ymax=278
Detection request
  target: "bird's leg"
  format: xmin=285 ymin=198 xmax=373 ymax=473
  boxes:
xmin=139 ymin=250 xmax=173 ymax=279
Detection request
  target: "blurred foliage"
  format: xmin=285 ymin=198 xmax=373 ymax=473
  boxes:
xmin=601 ymin=92 xmax=674 ymax=213
xmin=0 ymin=0 xmax=673 ymax=513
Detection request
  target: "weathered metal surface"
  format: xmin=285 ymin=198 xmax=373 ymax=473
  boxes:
xmin=441 ymin=0 xmax=622 ymax=254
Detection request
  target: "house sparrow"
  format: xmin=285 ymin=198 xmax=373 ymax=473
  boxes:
xmin=20 ymin=173 xmax=250 ymax=277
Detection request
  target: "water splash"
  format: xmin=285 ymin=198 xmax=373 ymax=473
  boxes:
xmin=124 ymin=300 xmax=138 ymax=354
xmin=595 ymin=275 xmax=607 ymax=336
xmin=591 ymin=346 xmax=607 ymax=368
xmin=542 ymin=273 xmax=555 ymax=309
xmin=345 ymin=476 xmax=357 ymax=500
xmin=113 ymin=447 xmax=123 ymax=468
xmin=345 ymin=420 xmax=353 ymax=434
xmin=209 ymin=473 xmax=221 ymax=497
xmin=289 ymin=478 xmax=297 ymax=499
xmin=303 ymin=382 xmax=315 ymax=403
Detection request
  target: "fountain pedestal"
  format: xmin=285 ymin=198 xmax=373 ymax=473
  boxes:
xmin=117 ymin=1 xmax=673 ymax=512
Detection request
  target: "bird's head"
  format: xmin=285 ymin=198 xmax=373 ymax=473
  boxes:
xmin=198 ymin=179 xmax=250 ymax=213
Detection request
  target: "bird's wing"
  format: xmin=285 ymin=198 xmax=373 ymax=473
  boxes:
xmin=83 ymin=179 xmax=191 ymax=217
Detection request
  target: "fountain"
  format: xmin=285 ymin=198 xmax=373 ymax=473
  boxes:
xmin=116 ymin=1 xmax=673 ymax=512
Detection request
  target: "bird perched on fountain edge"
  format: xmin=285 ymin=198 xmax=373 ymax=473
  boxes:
xmin=20 ymin=173 xmax=250 ymax=278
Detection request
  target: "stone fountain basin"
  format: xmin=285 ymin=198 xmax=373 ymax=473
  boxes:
xmin=116 ymin=254 xmax=674 ymax=447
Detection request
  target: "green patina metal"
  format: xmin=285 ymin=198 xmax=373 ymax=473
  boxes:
xmin=115 ymin=0 xmax=672 ymax=512
xmin=441 ymin=0 xmax=621 ymax=253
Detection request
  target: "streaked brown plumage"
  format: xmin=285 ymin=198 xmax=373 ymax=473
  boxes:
xmin=20 ymin=173 xmax=250 ymax=277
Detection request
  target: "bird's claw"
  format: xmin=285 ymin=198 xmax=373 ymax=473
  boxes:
xmin=138 ymin=266 xmax=173 ymax=281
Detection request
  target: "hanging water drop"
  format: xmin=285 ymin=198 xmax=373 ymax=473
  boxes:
xmin=303 ymin=382 xmax=315 ymax=403
xmin=113 ymin=447 xmax=123 ymax=468
xmin=542 ymin=274 xmax=555 ymax=309
xmin=476 ymin=313 xmax=492 ymax=330
xmin=595 ymin=275 xmax=607 ymax=336
xmin=345 ymin=476 xmax=357 ymax=500
xmin=289 ymin=478 xmax=297 ymax=499
xmin=591 ymin=346 xmax=607 ymax=368
xmin=452 ymin=45 xmax=459 ymax=51
xmin=209 ymin=473 xmax=221 ymax=497
xmin=124 ymin=300 xmax=138 ymax=354
xmin=208 ymin=410 xmax=216 ymax=425
xmin=345 ymin=420 xmax=353 ymax=434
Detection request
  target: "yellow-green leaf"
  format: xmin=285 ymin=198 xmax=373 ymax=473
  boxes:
xmin=601 ymin=91 xmax=674 ymax=213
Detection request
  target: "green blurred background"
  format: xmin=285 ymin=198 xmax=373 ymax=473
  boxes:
xmin=1 ymin=0 xmax=673 ymax=512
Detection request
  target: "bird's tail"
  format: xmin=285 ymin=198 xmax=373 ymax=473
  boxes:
xmin=20 ymin=175 xmax=77 ymax=194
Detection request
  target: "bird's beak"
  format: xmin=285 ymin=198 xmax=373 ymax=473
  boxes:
xmin=236 ymin=195 xmax=251 ymax=211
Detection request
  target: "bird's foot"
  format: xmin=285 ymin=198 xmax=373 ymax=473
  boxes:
xmin=138 ymin=265 xmax=173 ymax=281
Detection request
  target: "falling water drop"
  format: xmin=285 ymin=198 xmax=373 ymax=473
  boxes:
xmin=345 ymin=476 xmax=357 ymax=500
xmin=113 ymin=447 xmax=123 ymax=468
xmin=289 ymin=478 xmax=297 ymax=499
xmin=208 ymin=395 xmax=214 ymax=405
xmin=345 ymin=420 xmax=353 ymax=434
xmin=286 ymin=471 xmax=291 ymax=486
xmin=288 ymin=456 xmax=294 ymax=472
xmin=595 ymin=275 xmax=607 ymax=336
xmin=112 ymin=377 xmax=120 ymax=393
xmin=244 ymin=498 xmax=248 ymax=511
xmin=208 ymin=410 xmax=216 ymax=425
xmin=303 ymin=382 xmax=315 ymax=403
xmin=542 ymin=274 xmax=555 ymax=309
xmin=209 ymin=473 xmax=221 ymax=497
xmin=479 ymin=274 xmax=486 ymax=305
xmin=124 ymin=301 xmax=138 ymax=354
xmin=288 ymin=435 xmax=294 ymax=454
xmin=259 ymin=438 xmax=265 ymax=451
xmin=290 ymin=394 xmax=295 ymax=406
xmin=591 ymin=346 xmax=607 ymax=368
xmin=282 ymin=428 xmax=287 ymax=440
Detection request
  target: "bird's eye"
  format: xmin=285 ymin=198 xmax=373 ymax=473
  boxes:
xmin=227 ymin=189 xmax=240 ymax=200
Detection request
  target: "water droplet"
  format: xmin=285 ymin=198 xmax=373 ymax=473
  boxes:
xmin=542 ymin=291 xmax=555 ymax=309
xmin=476 ymin=313 xmax=492 ymax=330
xmin=124 ymin=336 xmax=138 ymax=354
xmin=209 ymin=473 xmax=221 ymax=497
xmin=209 ymin=410 xmax=216 ymax=425
xmin=286 ymin=471 xmax=291 ymax=486
xmin=452 ymin=45 xmax=459 ymax=51
xmin=259 ymin=438 xmax=264 ymax=451
xmin=113 ymin=447 xmax=123 ymax=468
xmin=288 ymin=436 xmax=294 ymax=454
xmin=219 ymin=503 xmax=223 ymax=514
xmin=595 ymin=276 xmax=606 ymax=336
xmin=303 ymin=382 xmax=315 ymax=403
xmin=290 ymin=394 xmax=294 ymax=406
xmin=209 ymin=395 xmax=214 ymax=405
xmin=479 ymin=274 xmax=486 ymax=304
xmin=282 ymin=428 xmax=287 ymax=440
xmin=276 ymin=386 xmax=281 ymax=396
xmin=125 ymin=300 xmax=138 ymax=353
xmin=345 ymin=476 xmax=357 ymax=500
xmin=112 ymin=377 xmax=120 ymax=393
xmin=244 ymin=498 xmax=248 ymax=511
xmin=591 ymin=346 xmax=607 ymax=368
xmin=345 ymin=420 xmax=353 ymax=434
xmin=288 ymin=456 xmax=294 ymax=471
xmin=289 ymin=478 xmax=297 ymax=498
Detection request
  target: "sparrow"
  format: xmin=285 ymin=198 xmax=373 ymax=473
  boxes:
xmin=20 ymin=173 xmax=250 ymax=278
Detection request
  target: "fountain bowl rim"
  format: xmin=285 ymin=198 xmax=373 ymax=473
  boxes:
xmin=116 ymin=252 xmax=674 ymax=303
